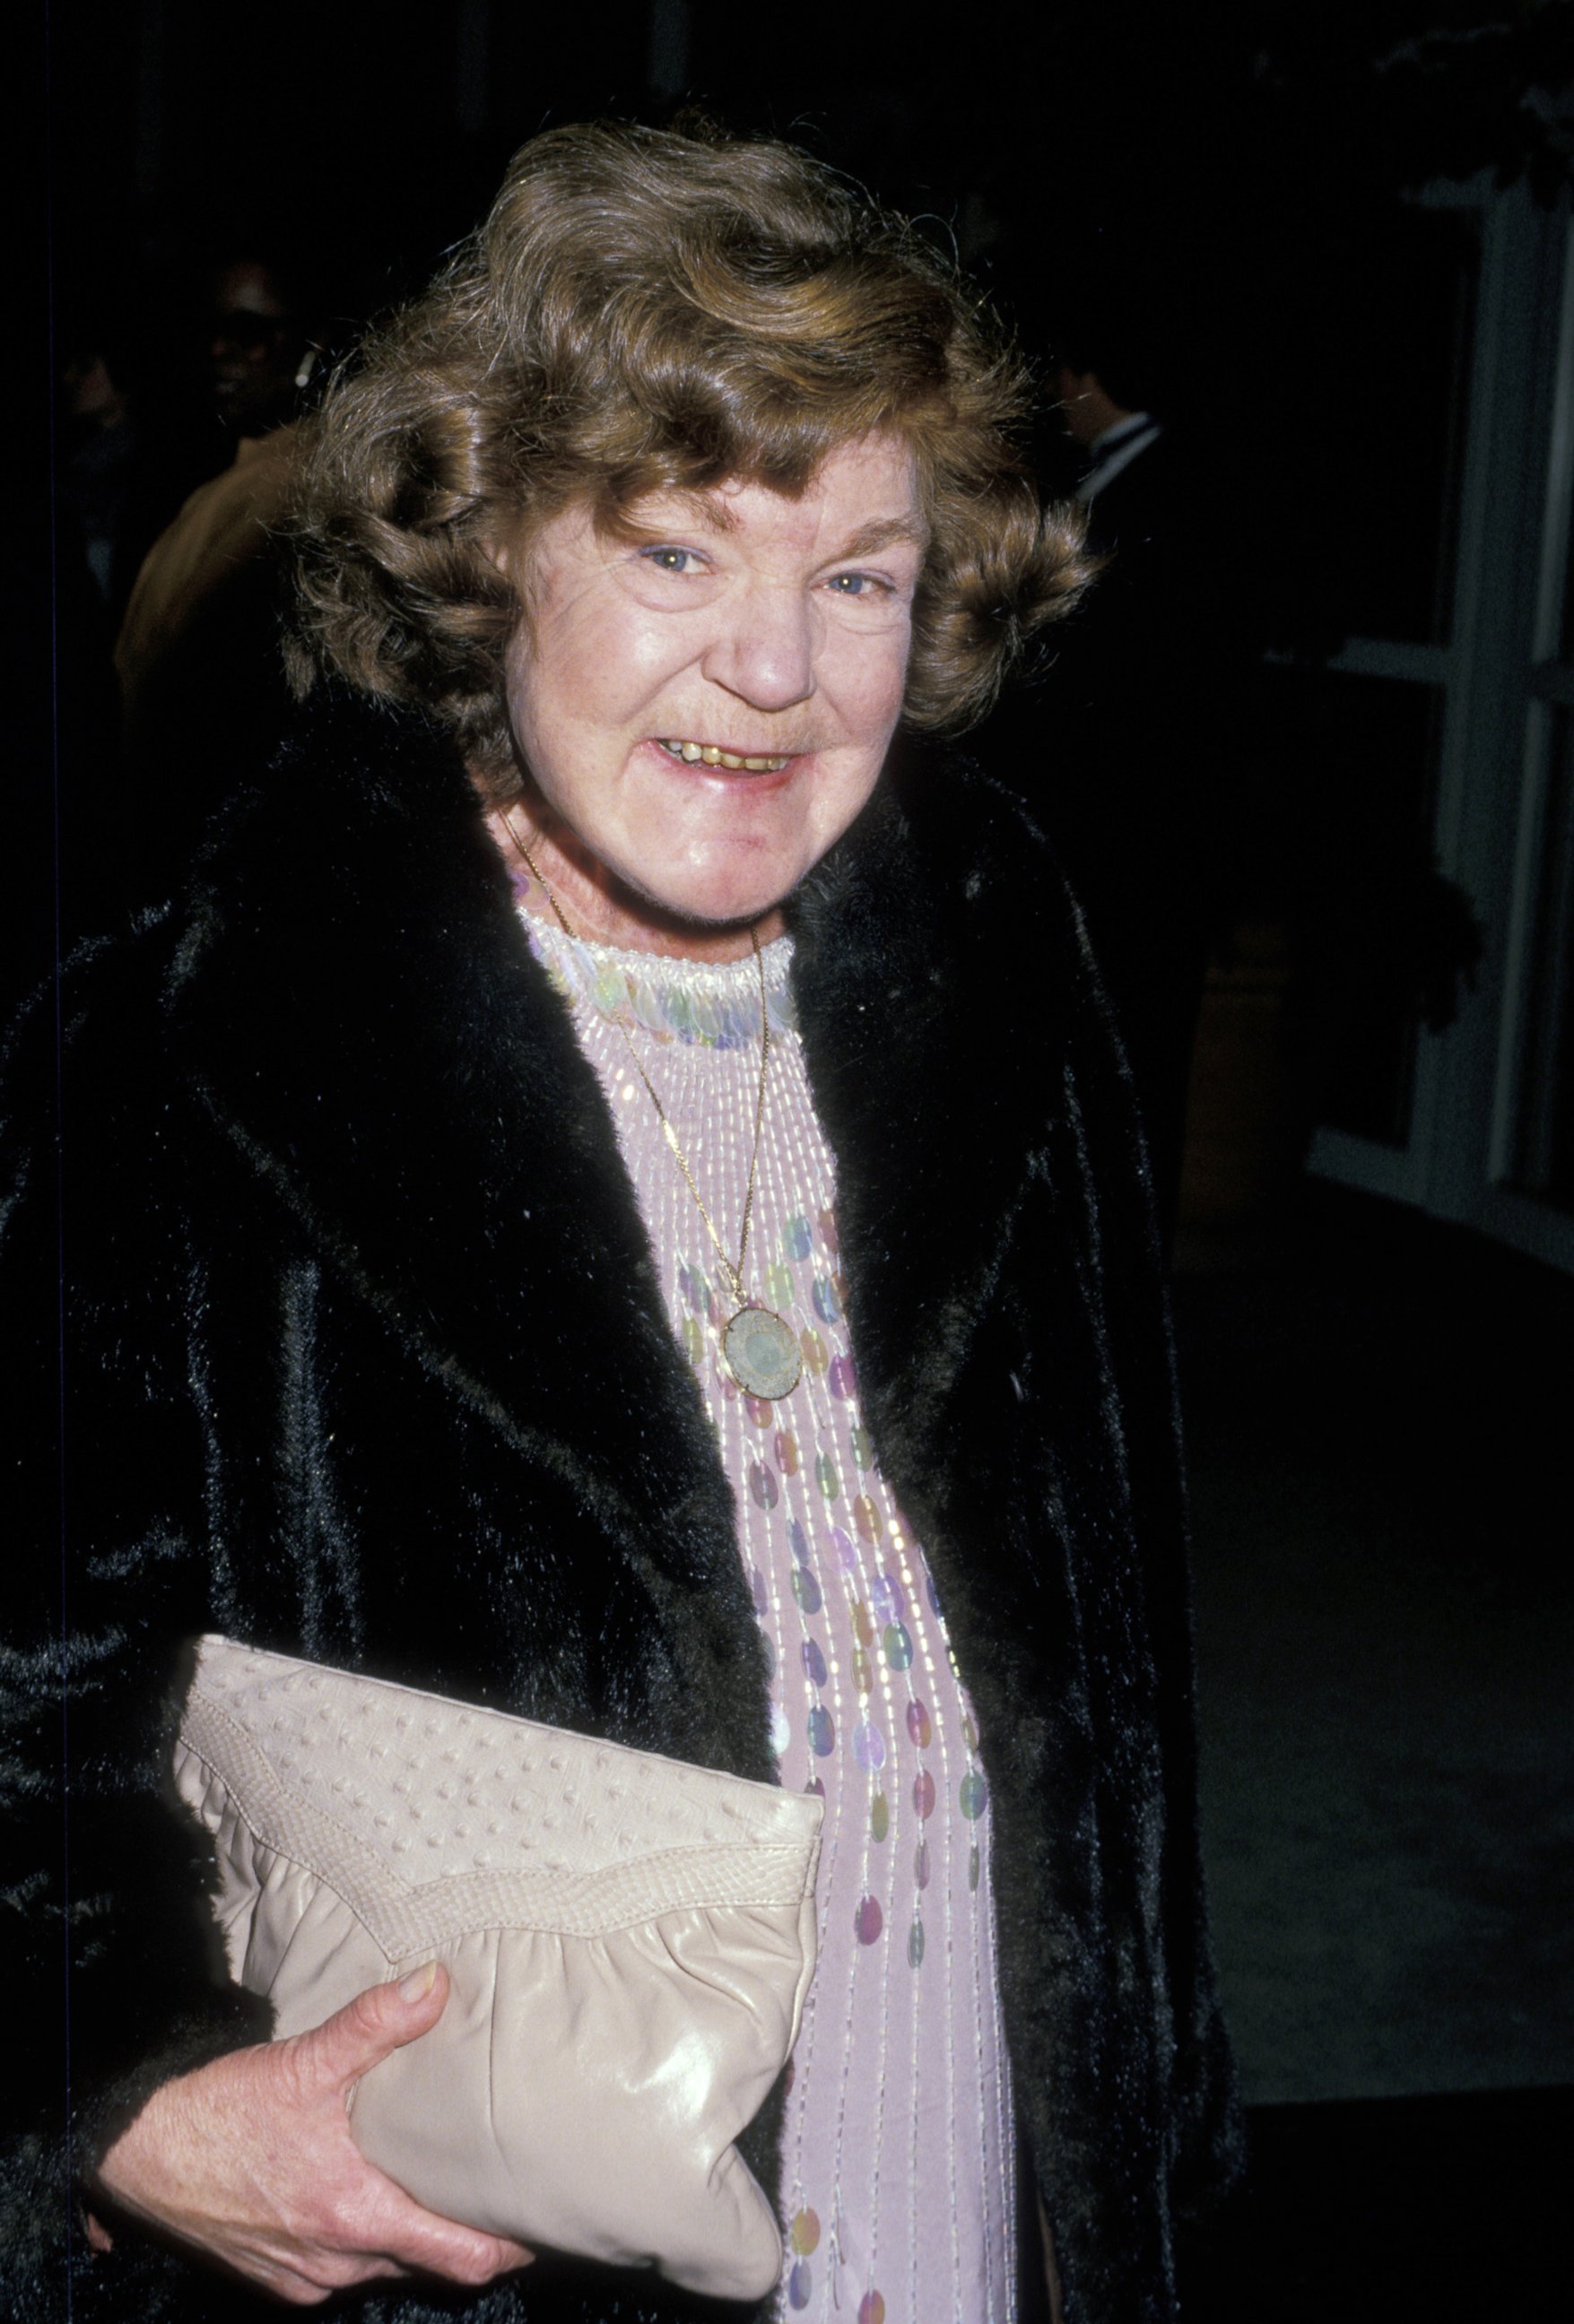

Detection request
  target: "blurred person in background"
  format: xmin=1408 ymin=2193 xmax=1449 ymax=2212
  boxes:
xmin=986 ymin=266 xmax=1251 ymax=1247
xmin=114 ymin=251 xmax=320 ymax=908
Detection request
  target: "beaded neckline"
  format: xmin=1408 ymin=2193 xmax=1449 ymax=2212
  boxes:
xmin=516 ymin=898 xmax=796 ymax=1049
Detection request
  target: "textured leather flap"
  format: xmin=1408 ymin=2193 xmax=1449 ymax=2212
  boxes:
xmin=178 ymin=1635 xmax=822 ymax=1951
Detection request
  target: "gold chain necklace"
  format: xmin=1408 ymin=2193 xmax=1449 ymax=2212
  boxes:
xmin=501 ymin=811 xmax=803 ymax=1401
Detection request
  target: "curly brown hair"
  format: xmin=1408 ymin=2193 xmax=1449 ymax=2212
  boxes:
xmin=288 ymin=118 xmax=1088 ymax=784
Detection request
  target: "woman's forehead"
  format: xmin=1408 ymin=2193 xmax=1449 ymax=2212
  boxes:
xmin=613 ymin=435 xmax=927 ymax=542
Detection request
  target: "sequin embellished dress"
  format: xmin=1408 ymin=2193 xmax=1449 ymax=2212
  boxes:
xmin=520 ymin=901 xmax=1018 ymax=2324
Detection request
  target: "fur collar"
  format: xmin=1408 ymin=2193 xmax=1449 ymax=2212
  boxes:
xmin=164 ymin=688 xmax=1109 ymax=1583
xmin=167 ymin=692 xmax=743 ymax=1590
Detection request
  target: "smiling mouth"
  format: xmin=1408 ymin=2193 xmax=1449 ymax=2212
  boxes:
xmin=657 ymin=738 xmax=793 ymax=772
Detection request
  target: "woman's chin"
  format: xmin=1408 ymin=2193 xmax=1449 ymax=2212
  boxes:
xmin=616 ymin=849 xmax=802 ymax=939
xmin=638 ymin=885 xmax=789 ymax=943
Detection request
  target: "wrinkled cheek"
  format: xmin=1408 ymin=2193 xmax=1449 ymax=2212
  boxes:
xmin=839 ymin=629 xmax=912 ymax=739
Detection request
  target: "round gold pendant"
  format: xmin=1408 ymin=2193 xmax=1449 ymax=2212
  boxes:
xmin=722 ymin=1305 xmax=802 ymax=1400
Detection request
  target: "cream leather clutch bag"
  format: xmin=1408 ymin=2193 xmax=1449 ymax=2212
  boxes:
xmin=172 ymin=1635 xmax=822 ymax=2300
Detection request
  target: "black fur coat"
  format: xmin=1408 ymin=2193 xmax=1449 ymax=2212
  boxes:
xmin=3 ymin=689 xmax=1239 ymax=2323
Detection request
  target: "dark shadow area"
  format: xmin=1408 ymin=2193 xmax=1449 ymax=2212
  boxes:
xmin=1178 ymin=1184 xmax=1573 ymax=2105
xmin=1172 ymin=1181 xmax=1573 ymax=2308
xmin=1171 ymin=1180 xmax=1571 ymax=2129
xmin=1186 ymin=2086 xmax=1571 ymax=2320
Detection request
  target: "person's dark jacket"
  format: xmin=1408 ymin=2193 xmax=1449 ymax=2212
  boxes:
xmin=3 ymin=688 xmax=1240 ymax=2324
xmin=982 ymin=429 xmax=1252 ymax=1242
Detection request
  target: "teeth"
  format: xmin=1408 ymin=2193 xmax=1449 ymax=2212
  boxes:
xmin=659 ymin=739 xmax=790 ymax=773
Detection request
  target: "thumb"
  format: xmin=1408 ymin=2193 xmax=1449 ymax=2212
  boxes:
xmin=296 ymin=1961 xmax=449 ymax=2095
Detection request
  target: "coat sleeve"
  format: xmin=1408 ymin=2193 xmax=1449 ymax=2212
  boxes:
xmin=0 ymin=946 xmax=274 ymax=2312
xmin=1053 ymin=898 xmax=1245 ymax=2228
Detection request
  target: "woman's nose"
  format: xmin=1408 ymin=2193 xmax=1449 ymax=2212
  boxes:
xmin=700 ymin=584 xmax=815 ymax=711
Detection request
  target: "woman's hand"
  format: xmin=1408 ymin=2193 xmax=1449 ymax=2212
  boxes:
xmin=91 ymin=1963 xmax=535 ymax=2306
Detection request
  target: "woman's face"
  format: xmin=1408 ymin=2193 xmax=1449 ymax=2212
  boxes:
xmin=499 ymin=432 xmax=926 ymax=943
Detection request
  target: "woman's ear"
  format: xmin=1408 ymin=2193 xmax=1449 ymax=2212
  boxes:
xmin=480 ymin=502 xmax=538 ymax=585
xmin=482 ymin=521 xmax=541 ymax=630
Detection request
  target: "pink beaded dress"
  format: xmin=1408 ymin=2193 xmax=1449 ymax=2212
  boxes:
xmin=519 ymin=891 xmax=1019 ymax=2324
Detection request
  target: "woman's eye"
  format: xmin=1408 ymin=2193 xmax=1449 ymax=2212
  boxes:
xmin=827 ymin=572 xmax=890 ymax=597
xmin=642 ymin=545 xmax=701 ymax=575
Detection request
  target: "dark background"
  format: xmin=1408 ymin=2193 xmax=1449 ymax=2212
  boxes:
xmin=33 ymin=4 xmax=1574 ymax=2317
xmin=43 ymin=0 xmax=1574 ymax=643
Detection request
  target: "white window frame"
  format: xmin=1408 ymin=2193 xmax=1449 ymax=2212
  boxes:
xmin=1309 ymin=174 xmax=1574 ymax=1277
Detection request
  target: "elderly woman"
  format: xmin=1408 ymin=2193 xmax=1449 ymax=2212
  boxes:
xmin=5 ymin=122 xmax=1238 ymax=2324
